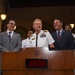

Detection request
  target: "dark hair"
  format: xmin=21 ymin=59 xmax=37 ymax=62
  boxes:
xmin=54 ymin=18 xmax=63 ymax=23
xmin=8 ymin=20 xmax=15 ymax=24
xmin=65 ymin=24 xmax=71 ymax=28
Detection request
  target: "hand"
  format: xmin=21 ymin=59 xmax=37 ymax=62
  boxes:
xmin=22 ymin=48 xmax=25 ymax=52
xmin=50 ymin=44 xmax=55 ymax=48
xmin=6 ymin=50 xmax=10 ymax=52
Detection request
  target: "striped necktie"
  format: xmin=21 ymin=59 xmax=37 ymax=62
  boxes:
xmin=57 ymin=31 xmax=60 ymax=41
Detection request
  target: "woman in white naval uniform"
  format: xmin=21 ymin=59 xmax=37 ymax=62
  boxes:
xmin=30 ymin=19 xmax=55 ymax=48
xmin=22 ymin=31 xmax=33 ymax=51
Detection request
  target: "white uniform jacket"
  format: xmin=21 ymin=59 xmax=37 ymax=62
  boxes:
xmin=30 ymin=30 xmax=55 ymax=48
xmin=22 ymin=38 xmax=31 ymax=49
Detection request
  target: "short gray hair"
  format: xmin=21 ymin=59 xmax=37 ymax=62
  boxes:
xmin=33 ymin=19 xmax=42 ymax=25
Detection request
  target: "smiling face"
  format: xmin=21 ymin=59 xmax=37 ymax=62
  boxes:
xmin=53 ymin=19 xmax=63 ymax=31
xmin=33 ymin=19 xmax=42 ymax=32
xmin=7 ymin=20 xmax=15 ymax=31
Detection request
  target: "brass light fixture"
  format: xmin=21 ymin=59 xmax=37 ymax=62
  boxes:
xmin=69 ymin=6 xmax=74 ymax=29
xmin=70 ymin=23 xmax=74 ymax=28
xmin=0 ymin=13 xmax=6 ymax=20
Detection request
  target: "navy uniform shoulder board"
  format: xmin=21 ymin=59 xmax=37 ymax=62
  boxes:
xmin=43 ymin=30 xmax=48 ymax=33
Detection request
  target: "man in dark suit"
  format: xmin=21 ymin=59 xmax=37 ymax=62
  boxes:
xmin=51 ymin=19 xmax=74 ymax=50
xmin=0 ymin=20 xmax=21 ymax=52
xmin=65 ymin=24 xmax=75 ymax=49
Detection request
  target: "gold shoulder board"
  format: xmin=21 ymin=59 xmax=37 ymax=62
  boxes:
xmin=43 ymin=30 xmax=48 ymax=32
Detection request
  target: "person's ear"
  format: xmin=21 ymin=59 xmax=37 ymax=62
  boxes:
xmin=33 ymin=25 xmax=35 ymax=28
xmin=61 ymin=23 xmax=63 ymax=26
xmin=7 ymin=24 xmax=9 ymax=28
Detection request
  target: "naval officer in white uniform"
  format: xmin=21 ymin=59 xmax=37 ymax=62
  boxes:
xmin=30 ymin=19 xmax=55 ymax=48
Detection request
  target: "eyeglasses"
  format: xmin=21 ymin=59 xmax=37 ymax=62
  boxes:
xmin=9 ymin=23 xmax=15 ymax=25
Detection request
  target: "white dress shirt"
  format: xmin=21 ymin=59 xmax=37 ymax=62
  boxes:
xmin=7 ymin=30 xmax=14 ymax=38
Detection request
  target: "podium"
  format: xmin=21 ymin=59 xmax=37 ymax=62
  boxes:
xmin=2 ymin=47 xmax=74 ymax=75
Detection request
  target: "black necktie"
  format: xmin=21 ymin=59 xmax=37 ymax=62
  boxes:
xmin=8 ymin=32 xmax=11 ymax=42
xmin=36 ymin=36 xmax=38 ymax=47
xmin=57 ymin=31 xmax=60 ymax=41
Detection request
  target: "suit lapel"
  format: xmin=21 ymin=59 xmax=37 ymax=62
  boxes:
xmin=54 ymin=32 xmax=58 ymax=43
xmin=60 ymin=30 xmax=65 ymax=43
xmin=11 ymin=32 xmax=15 ymax=44
xmin=5 ymin=32 xmax=10 ymax=42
